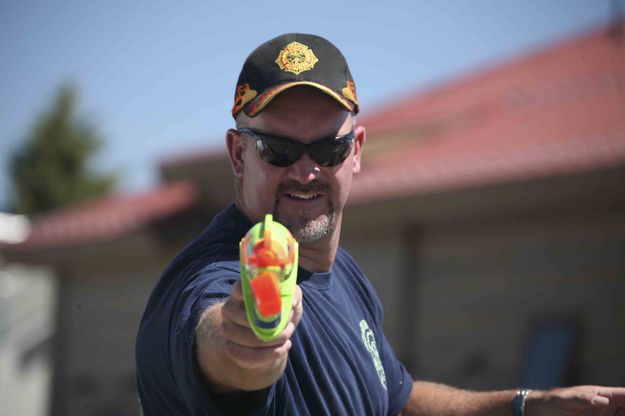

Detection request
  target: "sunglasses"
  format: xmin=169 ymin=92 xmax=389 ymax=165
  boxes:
xmin=237 ymin=128 xmax=355 ymax=167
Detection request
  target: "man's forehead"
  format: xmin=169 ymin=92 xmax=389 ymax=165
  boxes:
xmin=257 ymin=89 xmax=350 ymax=127
xmin=238 ymin=92 xmax=352 ymax=137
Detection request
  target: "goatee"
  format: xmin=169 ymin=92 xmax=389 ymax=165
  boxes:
xmin=273 ymin=180 xmax=336 ymax=244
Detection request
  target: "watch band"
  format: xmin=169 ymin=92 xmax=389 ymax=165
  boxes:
xmin=513 ymin=389 xmax=532 ymax=416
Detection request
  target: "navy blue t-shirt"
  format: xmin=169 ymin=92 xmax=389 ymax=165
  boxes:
xmin=136 ymin=204 xmax=413 ymax=415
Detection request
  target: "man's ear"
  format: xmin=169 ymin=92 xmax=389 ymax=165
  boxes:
xmin=226 ymin=129 xmax=245 ymax=178
xmin=352 ymin=125 xmax=366 ymax=175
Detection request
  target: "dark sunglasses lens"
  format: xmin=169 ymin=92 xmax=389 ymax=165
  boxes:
xmin=257 ymin=137 xmax=303 ymax=167
xmin=249 ymin=130 xmax=353 ymax=167
xmin=308 ymin=140 xmax=352 ymax=167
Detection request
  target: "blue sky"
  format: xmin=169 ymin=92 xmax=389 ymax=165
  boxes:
xmin=0 ymin=0 xmax=611 ymax=211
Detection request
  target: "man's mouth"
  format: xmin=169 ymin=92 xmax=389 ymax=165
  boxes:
xmin=277 ymin=180 xmax=329 ymax=204
xmin=286 ymin=192 xmax=321 ymax=200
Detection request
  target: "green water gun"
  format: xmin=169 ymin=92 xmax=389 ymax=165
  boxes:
xmin=239 ymin=214 xmax=298 ymax=341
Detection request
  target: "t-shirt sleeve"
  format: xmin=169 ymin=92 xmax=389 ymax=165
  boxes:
xmin=168 ymin=262 xmax=274 ymax=415
xmin=170 ymin=262 xmax=273 ymax=415
xmin=379 ymin=331 xmax=414 ymax=415
xmin=341 ymin=248 xmax=414 ymax=415
xmin=369 ymin=286 xmax=413 ymax=415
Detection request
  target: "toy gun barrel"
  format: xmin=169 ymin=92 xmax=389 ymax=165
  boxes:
xmin=240 ymin=214 xmax=298 ymax=341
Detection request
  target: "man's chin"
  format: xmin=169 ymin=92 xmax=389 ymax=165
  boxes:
xmin=275 ymin=213 xmax=335 ymax=244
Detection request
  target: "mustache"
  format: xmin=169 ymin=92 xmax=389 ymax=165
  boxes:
xmin=276 ymin=180 xmax=331 ymax=194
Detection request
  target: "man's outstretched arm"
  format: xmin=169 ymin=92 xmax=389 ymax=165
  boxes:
xmin=195 ymin=280 xmax=303 ymax=393
xmin=401 ymin=381 xmax=625 ymax=416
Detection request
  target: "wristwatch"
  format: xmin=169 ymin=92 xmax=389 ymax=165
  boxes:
xmin=513 ymin=389 xmax=532 ymax=416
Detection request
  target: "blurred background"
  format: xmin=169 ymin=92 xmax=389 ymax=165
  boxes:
xmin=1 ymin=1 xmax=624 ymax=415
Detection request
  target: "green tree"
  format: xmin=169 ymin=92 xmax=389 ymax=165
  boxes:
xmin=10 ymin=84 xmax=116 ymax=216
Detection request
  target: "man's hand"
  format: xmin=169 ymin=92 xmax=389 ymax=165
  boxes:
xmin=221 ymin=279 xmax=303 ymax=370
xmin=196 ymin=280 xmax=303 ymax=392
xmin=527 ymin=385 xmax=625 ymax=416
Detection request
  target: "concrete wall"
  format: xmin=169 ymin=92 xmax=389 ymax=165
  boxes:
xmin=0 ymin=262 xmax=55 ymax=416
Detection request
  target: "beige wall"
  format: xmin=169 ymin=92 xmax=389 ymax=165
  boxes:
xmin=47 ymin=231 xmax=186 ymax=416
xmin=53 ymin=271 xmax=156 ymax=416
xmin=417 ymin=209 xmax=624 ymax=388
xmin=343 ymin=201 xmax=625 ymax=391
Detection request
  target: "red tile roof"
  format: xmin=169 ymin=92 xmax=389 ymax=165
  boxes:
xmin=10 ymin=181 xmax=198 ymax=249
xmin=350 ymin=24 xmax=625 ymax=204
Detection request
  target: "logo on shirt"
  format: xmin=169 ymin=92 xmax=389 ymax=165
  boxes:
xmin=359 ymin=319 xmax=387 ymax=390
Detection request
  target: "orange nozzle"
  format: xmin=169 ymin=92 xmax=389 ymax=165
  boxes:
xmin=255 ymin=247 xmax=279 ymax=267
xmin=247 ymin=228 xmax=289 ymax=268
xmin=250 ymin=271 xmax=282 ymax=317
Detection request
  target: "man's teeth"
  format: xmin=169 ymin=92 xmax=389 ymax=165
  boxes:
xmin=289 ymin=193 xmax=318 ymax=200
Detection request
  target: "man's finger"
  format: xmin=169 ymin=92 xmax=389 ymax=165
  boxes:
xmin=223 ymin=318 xmax=291 ymax=348
xmin=222 ymin=295 xmax=250 ymax=328
xmin=231 ymin=279 xmax=244 ymax=301
xmin=290 ymin=285 xmax=303 ymax=327
xmin=224 ymin=339 xmax=292 ymax=370
xmin=597 ymin=387 xmax=625 ymax=406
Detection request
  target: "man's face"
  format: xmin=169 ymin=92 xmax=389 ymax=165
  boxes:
xmin=227 ymin=87 xmax=365 ymax=244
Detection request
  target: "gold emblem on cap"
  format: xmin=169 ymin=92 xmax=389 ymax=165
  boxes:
xmin=275 ymin=41 xmax=318 ymax=75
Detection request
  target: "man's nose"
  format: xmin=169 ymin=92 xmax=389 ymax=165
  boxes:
xmin=287 ymin=152 xmax=320 ymax=184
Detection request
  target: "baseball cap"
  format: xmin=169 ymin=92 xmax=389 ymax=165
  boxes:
xmin=232 ymin=33 xmax=359 ymax=118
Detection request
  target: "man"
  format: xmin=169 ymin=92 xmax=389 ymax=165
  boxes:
xmin=135 ymin=33 xmax=625 ymax=415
